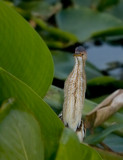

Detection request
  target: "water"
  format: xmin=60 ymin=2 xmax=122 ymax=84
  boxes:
xmin=86 ymin=42 xmax=123 ymax=80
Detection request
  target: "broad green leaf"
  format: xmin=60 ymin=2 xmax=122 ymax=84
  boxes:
xmin=52 ymin=50 xmax=102 ymax=80
xmin=0 ymin=68 xmax=64 ymax=160
xmin=0 ymin=1 xmax=53 ymax=97
xmin=56 ymin=7 xmax=123 ymax=42
xmin=0 ymin=101 xmax=44 ymax=160
xmin=55 ymin=128 xmax=102 ymax=160
xmin=85 ymin=124 xmax=123 ymax=144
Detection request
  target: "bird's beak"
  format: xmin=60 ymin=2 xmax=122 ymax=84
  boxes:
xmin=74 ymin=51 xmax=86 ymax=57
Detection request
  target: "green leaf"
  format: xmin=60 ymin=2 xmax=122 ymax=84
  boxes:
xmin=85 ymin=124 xmax=123 ymax=144
xmin=90 ymin=95 xmax=108 ymax=103
xmin=44 ymin=85 xmax=64 ymax=114
xmin=103 ymin=111 xmax=123 ymax=136
xmin=72 ymin=0 xmax=98 ymax=7
xmin=0 ymin=68 xmax=64 ymax=159
xmin=52 ymin=50 xmax=102 ymax=80
xmin=79 ymin=144 xmax=103 ymax=160
xmin=18 ymin=1 xmax=62 ymax=20
xmin=0 ymin=101 xmax=44 ymax=160
xmin=33 ymin=17 xmax=77 ymax=49
xmin=56 ymin=7 xmax=123 ymax=42
xmin=97 ymin=0 xmax=119 ymax=11
xmin=86 ymin=61 xmax=103 ymax=80
xmin=87 ymin=76 xmax=123 ymax=98
xmin=55 ymin=128 xmax=102 ymax=160
xmin=83 ymin=99 xmax=97 ymax=115
xmin=52 ymin=50 xmax=74 ymax=80
xmin=96 ymin=148 xmax=123 ymax=160
xmin=0 ymin=1 xmax=53 ymax=97
xmin=107 ymin=0 xmax=123 ymax=21
xmin=55 ymin=128 xmax=83 ymax=160
xmin=103 ymin=133 xmax=123 ymax=153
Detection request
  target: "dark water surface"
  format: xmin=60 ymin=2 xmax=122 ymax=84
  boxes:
xmin=87 ymin=42 xmax=123 ymax=79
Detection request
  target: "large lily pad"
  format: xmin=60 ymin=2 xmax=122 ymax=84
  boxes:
xmin=56 ymin=7 xmax=123 ymax=42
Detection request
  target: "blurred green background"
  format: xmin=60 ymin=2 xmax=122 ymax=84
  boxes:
xmin=4 ymin=0 xmax=123 ymax=102
xmin=1 ymin=0 xmax=123 ymax=157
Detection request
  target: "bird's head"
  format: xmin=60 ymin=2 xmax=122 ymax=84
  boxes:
xmin=74 ymin=46 xmax=87 ymax=61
